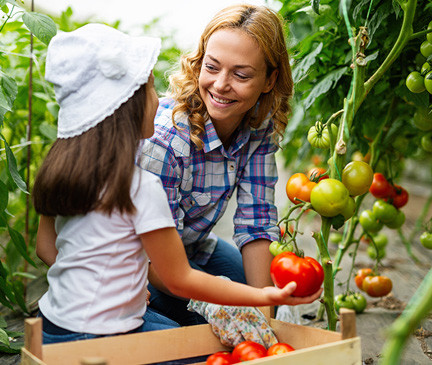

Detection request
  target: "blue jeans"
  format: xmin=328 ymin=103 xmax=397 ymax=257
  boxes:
xmin=40 ymin=308 xmax=180 ymax=344
xmin=148 ymin=237 xmax=246 ymax=326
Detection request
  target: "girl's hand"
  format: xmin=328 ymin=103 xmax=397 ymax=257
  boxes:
xmin=263 ymin=282 xmax=323 ymax=306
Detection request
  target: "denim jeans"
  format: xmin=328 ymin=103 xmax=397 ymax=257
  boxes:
xmin=148 ymin=237 xmax=247 ymax=326
xmin=41 ymin=307 xmax=180 ymax=344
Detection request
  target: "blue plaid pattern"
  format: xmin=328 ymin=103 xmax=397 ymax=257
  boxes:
xmin=137 ymin=98 xmax=280 ymax=265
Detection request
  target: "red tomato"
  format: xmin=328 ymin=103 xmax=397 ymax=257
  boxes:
xmin=206 ymin=352 xmax=233 ymax=365
xmin=354 ymin=268 xmax=373 ymax=291
xmin=231 ymin=341 xmax=267 ymax=363
xmin=286 ymin=173 xmax=317 ymax=204
xmin=362 ymin=275 xmax=393 ymax=297
xmin=387 ymin=184 xmax=409 ymax=208
xmin=369 ymin=173 xmax=393 ymax=199
xmin=270 ymin=252 xmax=324 ymax=297
xmin=267 ymin=343 xmax=295 ymax=356
xmin=307 ymin=167 xmax=329 ymax=182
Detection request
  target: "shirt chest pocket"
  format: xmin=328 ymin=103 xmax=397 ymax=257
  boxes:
xmin=182 ymin=192 xmax=211 ymax=218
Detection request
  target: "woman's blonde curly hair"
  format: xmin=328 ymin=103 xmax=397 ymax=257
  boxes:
xmin=168 ymin=4 xmax=293 ymax=150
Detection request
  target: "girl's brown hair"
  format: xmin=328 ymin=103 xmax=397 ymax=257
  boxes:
xmin=32 ymin=84 xmax=147 ymax=216
xmin=168 ymin=4 xmax=293 ymax=150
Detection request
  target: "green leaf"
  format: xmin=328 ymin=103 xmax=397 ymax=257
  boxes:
xmin=394 ymin=83 xmax=429 ymax=108
xmin=0 ymin=316 xmax=6 ymax=329
xmin=0 ymin=328 xmax=9 ymax=346
xmin=0 ymin=340 xmax=23 ymax=353
xmin=0 ymin=277 xmax=16 ymax=305
xmin=0 ymin=71 xmax=18 ymax=110
xmin=39 ymin=121 xmax=57 ymax=141
xmin=0 ymin=179 xmax=9 ymax=212
xmin=292 ymin=42 xmax=323 ymax=83
xmin=332 ymin=215 xmax=345 ymax=230
xmin=22 ymin=12 xmax=57 ymax=45
xmin=7 ymin=226 xmax=36 ymax=267
xmin=0 ymin=260 xmax=8 ymax=279
xmin=1 ymin=137 xmax=28 ymax=193
xmin=302 ymin=67 xmax=348 ymax=110
xmin=11 ymin=280 xmax=28 ymax=313
xmin=0 ymin=1 xmax=7 ymax=8
xmin=46 ymin=101 xmax=59 ymax=118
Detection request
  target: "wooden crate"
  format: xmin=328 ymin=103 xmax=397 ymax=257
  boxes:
xmin=21 ymin=308 xmax=361 ymax=365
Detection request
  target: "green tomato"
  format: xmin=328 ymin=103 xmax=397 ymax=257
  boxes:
xmin=329 ymin=232 xmax=343 ymax=244
xmin=425 ymin=71 xmax=432 ymax=95
xmin=269 ymin=241 xmax=294 ymax=256
xmin=341 ymin=196 xmax=356 ymax=221
xmin=420 ymin=232 xmax=432 ymax=249
xmin=372 ymin=200 xmax=398 ymax=223
xmin=310 ymin=179 xmax=350 ymax=217
xmin=335 ymin=294 xmax=355 ymax=313
xmin=342 ymin=161 xmax=374 ymax=196
xmin=405 ymin=71 xmax=425 ymax=93
xmin=367 ymin=245 xmax=386 ymax=260
xmin=421 ymin=62 xmax=432 ymax=76
xmin=307 ymin=122 xmax=338 ymax=149
xmin=421 ymin=132 xmax=432 ymax=153
xmin=413 ymin=108 xmax=432 ymax=131
xmin=421 ymin=41 xmax=432 ymax=58
xmin=372 ymin=233 xmax=388 ymax=249
xmin=385 ymin=210 xmax=406 ymax=229
xmin=359 ymin=210 xmax=383 ymax=233
xmin=348 ymin=292 xmax=367 ymax=314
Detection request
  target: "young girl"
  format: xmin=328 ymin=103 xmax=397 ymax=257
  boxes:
xmin=33 ymin=23 xmax=321 ymax=344
xmin=138 ymin=4 xmax=295 ymax=325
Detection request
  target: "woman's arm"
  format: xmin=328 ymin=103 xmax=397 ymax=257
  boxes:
xmin=241 ymin=239 xmax=274 ymax=287
xmin=141 ymin=227 xmax=322 ymax=307
xmin=36 ymin=215 xmax=58 ymax=267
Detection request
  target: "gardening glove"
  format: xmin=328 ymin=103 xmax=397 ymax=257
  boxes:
xmin=187 ymin=300 xmax=278 ymax=348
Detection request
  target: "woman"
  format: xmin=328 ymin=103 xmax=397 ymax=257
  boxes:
xmin=138 ymin=4 xmax=294 ymax=325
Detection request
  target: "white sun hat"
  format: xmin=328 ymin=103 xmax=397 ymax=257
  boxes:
xmin=45 ymin=23 xmax=161 ymax=139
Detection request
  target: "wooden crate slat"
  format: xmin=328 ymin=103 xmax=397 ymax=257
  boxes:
xmin=42 ymin=324 xmax=229 ymax=365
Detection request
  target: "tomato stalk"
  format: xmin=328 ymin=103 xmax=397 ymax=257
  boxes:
xmin=379 ymin=268 xmax=432 ymax=365
xmin=396 ymin=228 xmax=420 ymax=263
xmin=312 ymin=218 xmax=338 ymax=331
xmin=408 ymin=193 xmax=432 ymax=243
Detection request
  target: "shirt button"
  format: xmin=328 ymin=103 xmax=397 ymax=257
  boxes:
xmin=229 ymin=163 xmax=235 ymax=171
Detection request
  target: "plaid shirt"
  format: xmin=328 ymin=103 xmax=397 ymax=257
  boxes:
xmin=137 ymin=98 xmax=279 ymax=265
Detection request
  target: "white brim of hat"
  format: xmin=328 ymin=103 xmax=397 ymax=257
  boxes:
xmin=46 ymin=24 xmax=161 ymax=139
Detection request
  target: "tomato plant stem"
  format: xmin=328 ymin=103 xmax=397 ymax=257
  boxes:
xmin=364 ymin=0 xmax=417 ymax=94
xmin=313 ymin=218 xmax=337 ymax=331
xmin=379 ymin=268 xmax=432 ymax=365
xmin=396 ymin=228 xmax=420 ymax=263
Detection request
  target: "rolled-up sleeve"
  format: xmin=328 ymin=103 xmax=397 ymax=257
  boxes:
xmin=233 ymin=126 xmax=280 ymax=248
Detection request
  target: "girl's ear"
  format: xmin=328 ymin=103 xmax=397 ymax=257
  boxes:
xmin=263 ymin=69 xmax=279 ymax=94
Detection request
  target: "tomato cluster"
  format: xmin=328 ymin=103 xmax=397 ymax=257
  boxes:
xmin=362 ymin=233 xmax=388 ymax=260
xmin=335 ymin=292 xmax=367 ymax=314
xmin=405 ymin=21 xmax=432 ymax=95
xmin=286 ymin=161 xmax=373 ymax=220
xmin=206 ymin=341 xmax=295 ymax=364
xmin=270 ymin=252 xmax=324 ymax=297
xmin=360 ymin=173 xmax=408 ymax=237
xmin=354 ymin=268 xmax=393 ymax=298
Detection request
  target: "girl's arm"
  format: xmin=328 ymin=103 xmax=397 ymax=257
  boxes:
xmin=141 ymin=227 xmax=322 ymax=307
xmin=36 ymin=215 xmax=58 ymax=267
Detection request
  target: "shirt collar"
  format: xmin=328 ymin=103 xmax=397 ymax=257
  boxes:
xmin=202 ymin=119 xmax=251 ymax=155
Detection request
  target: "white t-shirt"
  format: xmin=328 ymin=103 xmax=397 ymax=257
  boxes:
xmin=39 ymin=168 xmax=175 ymax=334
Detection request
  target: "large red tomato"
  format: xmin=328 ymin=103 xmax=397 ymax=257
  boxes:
xmin=231 ymin=341 xmax=267 ymax=363
xmin=206 ymin=352 xmax=233 ymax=365
xmin=270 ymin=252 xmax=324 ymax=297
